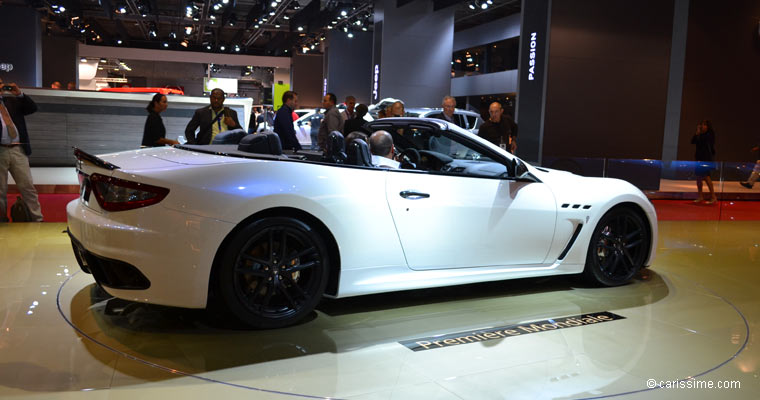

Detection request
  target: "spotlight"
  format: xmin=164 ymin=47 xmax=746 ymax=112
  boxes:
xmin=275 ymin=24 xmax=280 ymax=28
xmin=180 ymin=40 xmax=189 ymax=47
xmin=220 ymin=45 xmax=226 ymax=51
xmin=100 ymin=58 xmax=107 ymax=63
xmin=163 ymin=42 xmax=169 ymax=47
xmin=117 ymin=39 xmax=123 ymax=44
xmin=254 ymin=24 xmax=260 ymax=28
xmin=340 ymin=10 xmax=347 ymax=17
xmin=185 ymin=26 xmax=193 ymax=35
xmin=234 ymin=45 xmax=240 ymax=52
xmin=170 ymin=31 xmax=177 ymax=39
xmin=269 ymin=11 xmax=275 ymax=16
xmin=481 ymin=2 xmax=488 ymax=9
xmin=270 ymin=1 xmax=277 ymax=7
xmin=469 ymin=3 xmax=475 ymax=10
xmin=80 ymin=57 xmax=87 ymax=63
xmin=117 ymin=6 xmax=127 ymax=14
xmin=223 ymin=0 xmax=229 ymax=3
xmin=347 ymin=32 xmax=354 ymax=38
xmin=206 ymin=44 xmax=212 ymax=50
xmin=297 ymin=26 xmax=303 ymax=31
xmin=302 ymin=46 xmax=308 ymax=53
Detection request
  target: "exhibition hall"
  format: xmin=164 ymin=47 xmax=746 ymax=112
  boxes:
xmin=1 ymin=0 xmax=759 ymax=399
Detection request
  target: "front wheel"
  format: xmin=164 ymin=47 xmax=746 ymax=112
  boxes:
xmin=215 ymin=217 xmax=329 ymax=329
xmin=584 ymin=207 xmax=650 ymax=286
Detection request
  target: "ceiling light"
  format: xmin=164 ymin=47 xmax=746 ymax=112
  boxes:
xmin=185 ymin=26 xmax=193 ymax=34
xmin=206 ymin=44 xmax=212 ymax=50
xmin=297 ymin=26 xmax=303 ymax=31
xmin=269 ymin=11 xmax=275 ymax=16
xmin=254 ymin=24 xmax=260 ymax=28
xmin=347 ymin=32 xmax=354 ymax=38
xmin=271 ymin=1 xmax=277 ymax=7
xmin=481 ymin=3 xmax=488 ymax=9
xmin=117 ymin=6 xmax=127 ymax=14
xmin=117 ymin=39 xmax=123 ymax=44
xmin=469 ymin=3 xmax=475 ymax=10
xmin=100 ymin=58 xmax=107 ymax=63
xmin=234 ymin=45 xmax=240 ymax=52
xmin=340 ymin=10 xmax=347 ymax=17
xmin=223 ymin=0 xmax=229 ymax=3
xmin=80 ymin=57 xmax=87 ymax=63
xmin=163 ymin=42 xmax=169 ymax=47
xmin=302 ymin=46 xmax=308 ymax=53
xmin=283 ymin=15 xmax=289 ymax=20
xmin=180 ymin=40 xmax=189 ymax=47
xmin=275 ymin=24 xmax=280 ymax=28
xmin=220 ymin=45 xmax=226 ymax=51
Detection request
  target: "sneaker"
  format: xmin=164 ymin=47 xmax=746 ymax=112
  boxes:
xmin=740 ymin=181 xmax=753 ymax=189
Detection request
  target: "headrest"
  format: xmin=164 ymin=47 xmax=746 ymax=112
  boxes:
xmin=237 ymin=132 xmax=282 ymax=155
xmin=326 ymin=131 xmax=345 ymax=154
xmin=346 ymin=139 xmax=372 ymax=167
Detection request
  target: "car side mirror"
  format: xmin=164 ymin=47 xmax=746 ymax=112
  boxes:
xmin=511 ymin=158 xmax=531 ymax=180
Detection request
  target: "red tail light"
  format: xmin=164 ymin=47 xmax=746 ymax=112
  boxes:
xmin=89 ymin=174 xmax=169 ymax=212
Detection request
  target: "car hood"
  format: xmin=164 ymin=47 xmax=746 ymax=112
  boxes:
xmin=530 ymin=166 xmax=651 ymax=207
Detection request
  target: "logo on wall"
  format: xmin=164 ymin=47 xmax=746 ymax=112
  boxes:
xmin=372 ymin=64 xmax=380 ymax=101
xmin=528 ymin=32 xmax=538 ymax=81
xmin=0 ymin=63 xmax=13 ymax=72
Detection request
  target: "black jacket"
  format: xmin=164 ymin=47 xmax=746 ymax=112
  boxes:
xmin=273 ymin=104 xmax=302 ymax=151
xmin=1 ymin=94 xmax=37 ymax=155
xmin=343 ymin=116 xmax=370 ymax=135
xmin=427 ymin=112 xmax=463 ymax=128
xmin=185 ymin=106 xmax=242 ymax=145
xmin=141 ymin=111 xmax=166 ymax=147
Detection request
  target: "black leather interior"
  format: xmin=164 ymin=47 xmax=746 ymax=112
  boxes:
xmin=346 ymin=139 xmax=373 ymax=167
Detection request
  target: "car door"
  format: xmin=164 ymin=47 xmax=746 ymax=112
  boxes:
xmin=384 ymin=128 xmax=557 ymax=270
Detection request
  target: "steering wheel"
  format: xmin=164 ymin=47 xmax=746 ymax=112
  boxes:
xmin=399 ymin=148 xmax=420 ymax=169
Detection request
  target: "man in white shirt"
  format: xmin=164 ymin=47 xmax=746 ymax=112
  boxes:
xmin=341 ymin=96 xmax=356 ymax=121
xmin=369 ymin=130 xmax=400 ymax=169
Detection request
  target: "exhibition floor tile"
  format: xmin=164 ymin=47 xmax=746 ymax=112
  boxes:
xmin=0 ymin=221 xmax=759 ymax=399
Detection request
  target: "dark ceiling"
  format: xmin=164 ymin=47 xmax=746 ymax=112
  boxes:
xmin=4 ymin=0 xmax=520 ymax=56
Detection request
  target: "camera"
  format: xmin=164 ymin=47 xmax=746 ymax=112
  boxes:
xmin=1 ymin=85 xmax=13 ymax=92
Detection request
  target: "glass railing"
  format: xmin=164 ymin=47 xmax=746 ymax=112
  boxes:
xmin=541 ymin=157 xmax=760 ymax=199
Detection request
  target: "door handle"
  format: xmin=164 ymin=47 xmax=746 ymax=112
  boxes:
xmin=399 ymin=190 xmax=430 ymax=199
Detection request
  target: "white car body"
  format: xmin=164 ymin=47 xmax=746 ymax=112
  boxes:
xmin=67 ymin=118 xmax=657 ymax=328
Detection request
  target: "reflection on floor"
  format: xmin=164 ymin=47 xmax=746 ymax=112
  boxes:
xmin=0 ymin=221 xmax=758 ymax=399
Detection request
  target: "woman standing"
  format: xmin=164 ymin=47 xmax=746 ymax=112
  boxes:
xmin=141 ymin=93 xmax=179 ymax=147
xmin=691 ymin=119 xmax=717 ymax=204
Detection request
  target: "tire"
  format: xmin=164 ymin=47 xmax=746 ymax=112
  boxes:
xmin=583 ymin=207 xmax=650 ymax=286
xmin=215 ymin=217 xmax=329 ymax=329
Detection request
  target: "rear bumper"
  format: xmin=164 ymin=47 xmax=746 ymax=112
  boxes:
xmin=66 ymin=199 xmax=235 ymax=309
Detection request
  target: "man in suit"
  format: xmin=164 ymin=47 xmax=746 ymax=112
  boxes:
xmin=185 ymin=88 xmax=242 ymax=144
xmin=0 ymin=79 xmax=43 ymax=222
xmin=273 ymin=91 xmax=301 ymax=151
xmin=428 ymin=95 xmax=463 ymax=128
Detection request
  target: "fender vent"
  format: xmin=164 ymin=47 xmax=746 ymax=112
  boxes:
xmin=561 ymin=204 xmax=592 ymax=209
xmin=558 ymin=223 xmax=583 ymax=260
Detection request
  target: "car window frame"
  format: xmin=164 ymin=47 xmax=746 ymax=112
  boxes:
xmin=366 ymin=121 xmax=518 ymax=180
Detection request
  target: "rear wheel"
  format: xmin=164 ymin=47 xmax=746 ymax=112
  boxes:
xmin=584 ymin=207 xmax=650 ymax=286
xmin=216 ymin=217 xmax=329 ymax=328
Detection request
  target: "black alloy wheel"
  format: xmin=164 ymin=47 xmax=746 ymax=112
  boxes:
xmin=584 ymin=207 xmax=650 ymax=286
xmin=217 ymin=217 xmax=329 ymax=329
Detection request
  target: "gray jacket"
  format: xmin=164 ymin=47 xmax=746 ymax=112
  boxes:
xmin=317 ymin=106 xmax=345 ymax=151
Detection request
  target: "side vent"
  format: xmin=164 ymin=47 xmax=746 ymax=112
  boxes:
xmin=558 ymin=223 xmax=583 ymax=260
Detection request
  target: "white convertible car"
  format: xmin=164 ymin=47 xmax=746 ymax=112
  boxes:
xmin=67 ymin=118 xmax=657 ymax=328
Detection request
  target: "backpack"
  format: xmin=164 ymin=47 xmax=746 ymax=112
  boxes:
xmin=10 ymin=196 xmax=32 ymax=222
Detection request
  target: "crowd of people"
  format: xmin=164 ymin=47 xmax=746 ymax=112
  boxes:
xmin=4 ymin=79 xmax=759 ymax=222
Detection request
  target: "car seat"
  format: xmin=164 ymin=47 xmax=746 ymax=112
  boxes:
xmin=346 ymin=138 xmax=373 ymax=167
xmin=321 ymin=131 xmax=347 ymax=164
xmin=237 ymin=132 xmax=283 ymax=155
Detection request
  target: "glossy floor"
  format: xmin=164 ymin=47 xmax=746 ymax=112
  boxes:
xmin=0 ymin=221 xmax=758 ymax=399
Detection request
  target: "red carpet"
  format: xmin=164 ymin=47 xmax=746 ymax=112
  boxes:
xmin=5 ymin=194 xmax=78 ymax=222
xmin=6 ymin=196 xmax=760 ymax=223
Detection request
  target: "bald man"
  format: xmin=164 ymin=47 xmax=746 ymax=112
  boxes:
xmin=478 ymin=102 xmax=517 ymax=153
xmin=369 ymin=130 xmax=399 ymax=168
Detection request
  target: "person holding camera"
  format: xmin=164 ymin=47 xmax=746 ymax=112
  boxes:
xmin=0 ymin=79 xmax=43 ymax=222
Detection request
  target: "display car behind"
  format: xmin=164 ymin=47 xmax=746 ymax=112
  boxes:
xmin=67 ymin=118 xmax=657 ymax=328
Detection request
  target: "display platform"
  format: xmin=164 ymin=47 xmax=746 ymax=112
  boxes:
xmin=0 ymin=221 xmax=758 ymax=399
